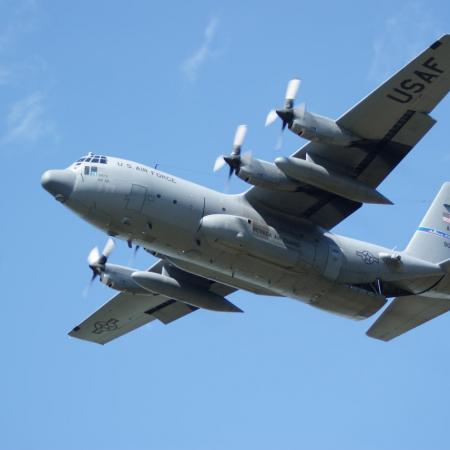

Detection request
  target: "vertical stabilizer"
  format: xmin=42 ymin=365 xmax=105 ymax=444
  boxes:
xmin=406 ymin=182 xmax=450 ymax=262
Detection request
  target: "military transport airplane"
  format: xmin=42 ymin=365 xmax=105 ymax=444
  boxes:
xmin=42 ymin=35 xmax=450 ymax=344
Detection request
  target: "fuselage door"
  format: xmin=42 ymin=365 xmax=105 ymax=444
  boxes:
xmin=323 ymin=241 xmax=343 ymax=281
xmin=126 ymin=184 xmax=147 ymax=211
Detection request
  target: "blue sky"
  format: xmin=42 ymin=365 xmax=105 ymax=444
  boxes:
xmin=1 ymin=1 xmax=450 ymax=449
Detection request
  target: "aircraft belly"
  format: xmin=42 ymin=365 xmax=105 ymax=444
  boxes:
xmin=167 ymin=242 xmax=385 ymax=319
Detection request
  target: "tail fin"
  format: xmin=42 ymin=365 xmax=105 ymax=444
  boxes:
xmin=405 ymin=182 xmax=450 ymax=263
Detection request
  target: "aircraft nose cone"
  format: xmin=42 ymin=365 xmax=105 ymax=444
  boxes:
xmin=41 ymin=169 xmax=75 ymax=202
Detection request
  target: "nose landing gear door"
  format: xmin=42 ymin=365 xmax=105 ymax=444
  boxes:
xmin=126 ymin=184 xmax=147 ymax=211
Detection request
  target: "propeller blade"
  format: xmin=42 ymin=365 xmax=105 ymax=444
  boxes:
xmin=87 ymin=246 xmax=100 ymax=266
xmin=82 ymin=271 xmax=97 ymax=299
xmin=82 ymin=284 xmax=91 ymax=299
xmin=102 ymin=238 xmax=115 ymax=258
xmin=275 ymin=132 xmax=284 ymax=151
xmin=213 ymin=155 xmax=226 ymax=172
xmin=240 ymin=150 xmax=252 ymax=166
xmin=128 ymin=244 xmax=140 ymax=266
xmin=233 ymin=124 xmax=247 ymax=148
xmin=285 ymin=78 xmax=301 ymax=103
xmin=297 ymin=101 xmax=306 ymax=119
xmin=215 ymin=125 xmax=247 ymax=189
xmin=265 ymin=109 xmax=278 ymax=127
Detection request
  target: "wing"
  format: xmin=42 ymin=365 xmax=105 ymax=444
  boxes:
xmin=366 ymin=295 xmax=450 ymax=341
xmin=245 ymin=34 xmax=450 ymax=229
xmin=69 ymin=260 xmax=237 ymax=345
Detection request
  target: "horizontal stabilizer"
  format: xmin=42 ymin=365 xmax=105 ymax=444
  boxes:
xmin=366 ymin=295 xmax=450 ymax=341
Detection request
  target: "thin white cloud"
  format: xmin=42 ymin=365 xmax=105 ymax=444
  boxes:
xmin=0 ymin=0 xmax=39 ymax=87
xmin=0 ymin=2 xmax=55 ymax=148
xmin=1 ymin=91 xmax=55 ymax=145
xmin=181 ymin=17 xmax=219 ymax=82
xmin=0 ymin=0 xmax=38 ymax=53
xmin=368 ymin=3 xmax=443 ymax=82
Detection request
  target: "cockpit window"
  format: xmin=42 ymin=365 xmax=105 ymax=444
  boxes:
xmin=73 ymin=153 xmax=108 ymax=168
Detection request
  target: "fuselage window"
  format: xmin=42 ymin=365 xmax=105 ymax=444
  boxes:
xmin=83 ymin=166 xmax=98 ymax=175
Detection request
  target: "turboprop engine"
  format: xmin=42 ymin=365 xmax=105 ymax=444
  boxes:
xmin=212 ymin=124 xmax=392 ymax=203
xmin=265 ymin=78 xmax=360 ymax=147
xmin=85 ymin=239 xmax=242 ymax=312
xmin=86 ymin=238 xmax=146 ymax=293
xmin=213 ymin=124 xmax=300 ymax=191
xmin=288 ymin=110 xmax=358 ymax=146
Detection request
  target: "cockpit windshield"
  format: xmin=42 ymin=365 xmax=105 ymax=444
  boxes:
xmin=73 ymin=152 xmax=108 ymax=167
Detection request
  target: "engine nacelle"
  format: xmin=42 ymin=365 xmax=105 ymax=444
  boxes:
xmin=236 ymin=156 xmax=299 ymax=191
xmin=289 ymin=110 xmax=358 ymax=147
xmin=99 ymin=263 xmax=148 ymax=293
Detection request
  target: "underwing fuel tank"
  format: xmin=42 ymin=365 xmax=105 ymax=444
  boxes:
xmin=274 ymin=156 xmax=392 ymax=205
xmin=198 ymin=214 xmax=300 ymax=268
xmin=131 ymin=271 xmax=242 ymax=313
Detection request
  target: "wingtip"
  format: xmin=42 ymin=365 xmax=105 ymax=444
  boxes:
xmin=365 ymin=330 xmax=391 ymax=342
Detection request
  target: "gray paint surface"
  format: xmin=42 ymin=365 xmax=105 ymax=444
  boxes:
xmin=41 ymin=35 xmax=450 ymax=343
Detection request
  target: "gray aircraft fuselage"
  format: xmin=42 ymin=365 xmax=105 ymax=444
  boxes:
xmin=41 ymin=155 xmax=450 ymax=320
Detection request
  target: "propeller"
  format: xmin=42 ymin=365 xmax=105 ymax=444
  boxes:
xmin=87 ymin=238 xmax=115 ymax=283
xmin=265 ymin=78 xmax=304 ymax=148
xmin=213 ymin=124 xmax=248 ymax=180
xmin=128 ymin=244 xmax=140 ymax=266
